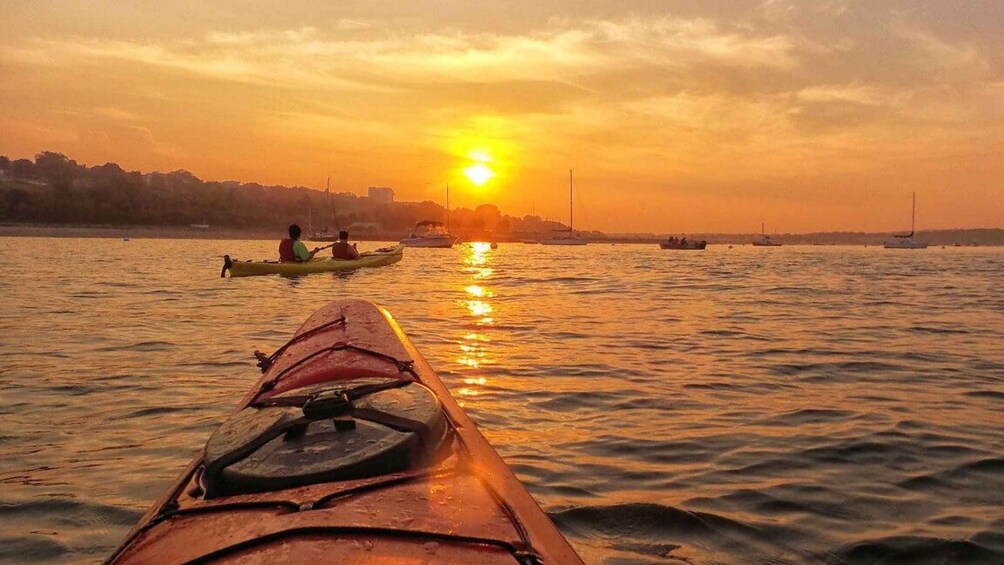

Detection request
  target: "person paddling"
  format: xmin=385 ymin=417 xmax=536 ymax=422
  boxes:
xmin=279 ymin=224 xmax=320 ymax=262
xmin=330 ymin=230 xmax=360 ymax=260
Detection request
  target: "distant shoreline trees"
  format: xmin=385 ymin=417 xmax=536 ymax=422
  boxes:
xmin=0 ymin=151 xmax=572 ymax=237
xmin=6 ymin=151 xmax=996 ymax=244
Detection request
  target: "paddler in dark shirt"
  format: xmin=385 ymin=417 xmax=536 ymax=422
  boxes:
xmin=330 ymin=230 xmax=360 ymax=260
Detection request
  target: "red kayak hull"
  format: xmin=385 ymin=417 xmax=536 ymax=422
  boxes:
xmin=108 ymin=299 xmax=582 ymax=564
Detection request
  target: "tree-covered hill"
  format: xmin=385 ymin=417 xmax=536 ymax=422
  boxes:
xmin=0 ymin=151 xmax=574 ymax=237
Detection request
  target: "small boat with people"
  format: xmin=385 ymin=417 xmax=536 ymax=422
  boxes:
xmin=222 ymin=245 xmax=404 ymax=277
xmin=752 ymin=222 xmax=782 ymax=247
xmin=106 ymin=299 xmax=583 ymax=564
xmin=400 ymin=220 xmax=456 ymax=248
xmin=659 ymin=236 xmax=707 ymax=250
xmin=884 ymin=192 xmax=928 ymax=249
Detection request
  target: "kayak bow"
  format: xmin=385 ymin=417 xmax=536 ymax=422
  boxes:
xmin=107 ymin=299 xmax=583 ymax=564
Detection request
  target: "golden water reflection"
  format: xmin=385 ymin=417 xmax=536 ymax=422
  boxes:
xmin=457 ymin=243 xmax=497 ymax=403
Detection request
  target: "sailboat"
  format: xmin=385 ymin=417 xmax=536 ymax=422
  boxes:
xmin=540 ymin=170 xmax=588 ymax=246
xmin=752 ymin=222 xmax=782 ymax=246
xmin=311 ymin=178 xmax=341 ymax=241
xmin=884 ymin=192 xmax=928 ymax=249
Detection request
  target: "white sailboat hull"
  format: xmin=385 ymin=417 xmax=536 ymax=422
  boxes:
xmin=885 ymin=193 xmax=927 ymax=249
xmin=752 ymin=236 xmax=781 ymax=247
xmin=540 ymin=238 xmax=588 ymax=246
xmin=884 ymin=239 xmax=928 ymax=249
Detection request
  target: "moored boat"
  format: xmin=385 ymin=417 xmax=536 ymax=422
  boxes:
xmin=400 ymin=221 xmax=456 ymax=248
xmin=884 ymin=192 xmax=928 ymax=249
xmin=752 ymin=222 xmax=782 ymax=247
xmin=107 ymin=299 xmax=583 ymax=564
xmin=540 ymin=169 xmax=588 ymax=246
xmin=222 ymin=245 xmax=404 ymax=277
xmin=540 ymin=232 xmax=588 ymax=246
xmin=659 ymin=238 xmax=707 ymax=250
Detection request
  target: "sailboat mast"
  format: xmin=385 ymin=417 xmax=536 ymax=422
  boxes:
xmin=569 ymin=169 xmax=573 ymax=231
xmin=326 ymin=176 xmax=339 ymax=230
xmin=446 ymin=183 xmax=450 ymax=233
xmin=911 ymin=192 xmax=916 ymax=234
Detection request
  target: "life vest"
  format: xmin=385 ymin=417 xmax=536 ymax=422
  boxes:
xmin=278 ymin=238 xmax=296 ymax=262
xmin=330 ymin=241 xmax=356 ymax=260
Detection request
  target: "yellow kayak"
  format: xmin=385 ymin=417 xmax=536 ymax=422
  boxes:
xmin=223 ymin=245 xmax=404 ymax=277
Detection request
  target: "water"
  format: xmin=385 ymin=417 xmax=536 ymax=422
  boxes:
xmin=1 ymin=237 xmax=1002 ymax=564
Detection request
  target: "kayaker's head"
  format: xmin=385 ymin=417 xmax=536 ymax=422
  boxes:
xmin=338 ymin=230 xmax=349 ymax=242
xmin=288 ymin=224 xmax=302 ymax=241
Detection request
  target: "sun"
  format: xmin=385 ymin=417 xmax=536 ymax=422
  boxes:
xmin=463 ymin=163 xmax=495 ymax=186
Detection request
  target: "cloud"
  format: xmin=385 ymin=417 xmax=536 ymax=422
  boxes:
xmin=9 ymin=15 xmax=801 ymax=94
xmin=758 ymin=0 xmax=850 ymax=20
xmin=796 ymin=84 xmax=896 ymax=106
xmin=894 ymin=24 xmax=989 ymax=75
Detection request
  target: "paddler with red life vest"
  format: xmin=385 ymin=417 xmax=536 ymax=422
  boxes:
xmin=330 ymin=230 xmax=360 ymax=260
xmin=278 ymin=224 xmax=321 ymax=262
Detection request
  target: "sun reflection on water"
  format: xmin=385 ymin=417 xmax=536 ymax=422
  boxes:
xmin=456 ymin=242 xmax=497 ymax=403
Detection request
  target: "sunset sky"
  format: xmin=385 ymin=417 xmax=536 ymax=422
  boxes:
xmin=2 ymin=1 xmax=1001 ymax=232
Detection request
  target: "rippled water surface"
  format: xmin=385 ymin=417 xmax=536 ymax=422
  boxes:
xmin=2 ymin=237 xmax=1003 ymax=564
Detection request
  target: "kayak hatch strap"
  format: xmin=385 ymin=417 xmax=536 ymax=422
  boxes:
xmin=202 ymin=413 xmax=311 ymax=499
xmin=468 ymin=463 xmax=543 ymax=564
xmin=107 ymin=499 xmax=302 ymax=563
xmin=181 ymin=526 xmax=535 ymax=565
xmin=255 ymin=315 xmax=349 ymax=373
xmin=311 ymin=465 xmax=459 ymax=510
xmin=112 ymin=465 xmax=464 ymax=563
xmin=256 ymin=343 xmax=416 ymax=397
xmin=252 ymin=378 xmax=412 ymax=411
xmin=350 ymin=406 xmax=434 ymax=446
xmin=204 ymin=381 xmax=429 ymax=498
xmin=257 ymin=380 xmax=435 ymax=444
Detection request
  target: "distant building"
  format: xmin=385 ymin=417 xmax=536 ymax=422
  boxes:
xmin=368 ymin=186 xmax=394 ymax=204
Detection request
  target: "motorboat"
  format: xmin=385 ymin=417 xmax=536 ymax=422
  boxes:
xmin=400 ymin=221 xmax=456 ymax=248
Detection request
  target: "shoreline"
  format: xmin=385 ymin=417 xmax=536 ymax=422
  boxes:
xmin=0 ymin=224 xmax=279 ymax=240
xmin=0 ymin=223 xmax=999 ymax=246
